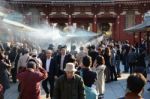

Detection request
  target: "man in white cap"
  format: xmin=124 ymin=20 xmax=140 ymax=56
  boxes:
xmin=54 ymin=62 xmax=85 ymax=99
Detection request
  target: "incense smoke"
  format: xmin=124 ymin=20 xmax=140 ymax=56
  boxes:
xmin=0 ymin=3 xmax=103 ymax=51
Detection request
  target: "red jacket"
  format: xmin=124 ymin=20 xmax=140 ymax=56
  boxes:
xmin=17 ymin=68 xmax=47 ymax=99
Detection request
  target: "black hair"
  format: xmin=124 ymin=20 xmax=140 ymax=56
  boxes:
xmin=95 ymin=55 xmax=105 ymax=66
xmin=127 ymin=73 xmax=146 ymax=93
xmin=82 ymin=55 xmax=92 ymax=67
xmin=27 ymin=58 xmax=38 ymax=68
xmin=27 ymin=61 xmax=36 ymax=69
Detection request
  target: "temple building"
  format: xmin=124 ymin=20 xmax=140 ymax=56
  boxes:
xmin=4 ymin=0 xmax=150 ymax=43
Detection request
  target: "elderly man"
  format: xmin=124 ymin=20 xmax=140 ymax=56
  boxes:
xmin=41 ymin=50 xmax=58 ymax=98
xmin=17 ymin=62 xmax=48 ymax=99
xmin=54 ymin=62 xmax=85 ymax=99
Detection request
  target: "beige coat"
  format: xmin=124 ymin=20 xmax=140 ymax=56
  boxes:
xmin=93 ymin=65 xmax=106 ymax=94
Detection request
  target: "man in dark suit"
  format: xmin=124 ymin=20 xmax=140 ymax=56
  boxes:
xmin=42 ymin=50 xmax=58 ymax=98
xmin=55 ymin=46 xmax=73 ymax=76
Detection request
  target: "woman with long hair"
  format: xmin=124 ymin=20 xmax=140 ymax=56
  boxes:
xmin=103 ymin=47 xmax=117 ymax=82
xmin=93 ymin=55 xmax=106 ymax=99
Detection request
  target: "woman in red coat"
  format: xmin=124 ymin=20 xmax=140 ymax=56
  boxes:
xmin=17 ymin=61 xmax=48 ymax=99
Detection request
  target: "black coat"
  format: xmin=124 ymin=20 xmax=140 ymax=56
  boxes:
xmin=55 ymin=54 xmax=73 ymax=70
xmin=79 ymin=68 xmax=97 ymax=87
xmin=88 ymin=51 xmax=99 ymax=63
xmin=42 ymin=58 xmax=58 ymax=78
xmin=0 ymin=60 xmax=10 ymax=92
xmin=55 ymin=54 xmax=73 ymax=76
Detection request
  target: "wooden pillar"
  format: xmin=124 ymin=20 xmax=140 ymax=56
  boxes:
xmin=135 ymin=14 xmax=142 ymax=24
xmin=112 ymin=22 xmax=116 ymax=40
xmin=68 ymin=15 xmax=72 ymax=25
xmin=115 ymin=15 xmax=120 ymax=41
xmin=120 ymin=14 xmax=126 ymax=41
xmin=46 ymin=15 xmax=49 ymax=23
xmin=26 ymin=14 xmax=32 ymax=25
xmin=93 ymin=15 xmax=97 ymax=33
xmin=135 ymin=13 xmax=143 ymax=44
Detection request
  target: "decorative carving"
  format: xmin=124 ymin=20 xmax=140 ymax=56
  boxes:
xmin=65 ymin=4 xmax=74 ymax=15
xmin=91 ymin=4 xmax=99 ymax=15
xmin=120 ymin=11 xmax=126 ymax=15
xmin=135 ymin=11 xmax=141 ymax=15
xmin=114 ymin=4 xmax=123 ymax=15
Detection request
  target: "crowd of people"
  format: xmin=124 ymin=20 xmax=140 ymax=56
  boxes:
xmin=0 ymin=39 xmax=149 ymax=99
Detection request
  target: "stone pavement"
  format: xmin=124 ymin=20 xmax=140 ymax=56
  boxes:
xmin=4 ymin=73 xmax=150 ymax=99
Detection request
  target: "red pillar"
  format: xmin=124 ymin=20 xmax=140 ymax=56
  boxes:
xmin=23 ymin=14 xmax=27 ymax=24
xmin=68 ymin=15 xmax=72 ymax=25
xmin=115 ymin=15 xmax=120 ymax=41
xmin=135 ymin=15 xmax=142 ymax=24
xmin=46 ymin=15 xmax=49 ymax=24
xmin=112 ymin=22 xmax=116 ymax=40
xmin=26 ymin=14 xmax=32 ymax=25
xmin=92 ymin=15 xmax=97 ymax=33
xmin=120 ymin=15 xmax=128 ymax=41
xmin=135 ymin=14 xmax=143 ymax=43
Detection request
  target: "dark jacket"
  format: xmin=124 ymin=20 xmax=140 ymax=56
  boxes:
xmin=54 ymin=74 xmax=85 ymax=99
xmin=42 ymin=57 xmax=57 ymax=77
xmin=79 ymin=68 xmax=97 ymax=87
xmin=88 ymin=50 xmax=99 ymax=66
xmin=56 ymin=54 xmax=73 ymax=69
xmin=0 ymin=60 xmax=10 ymax=92
xmin=55 ymin=54 xmax=73 ymax=76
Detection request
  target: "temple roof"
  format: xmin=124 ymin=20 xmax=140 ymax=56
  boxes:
xmin=7 ymin=0 xmax=112 ymax=4
xmin=9 ymin=0 xmax=113 ymax=2
xmin=7 ymin=0 xmax=146 ymax=2
xmin=6 ymin=0 xmax=150 ymax=4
